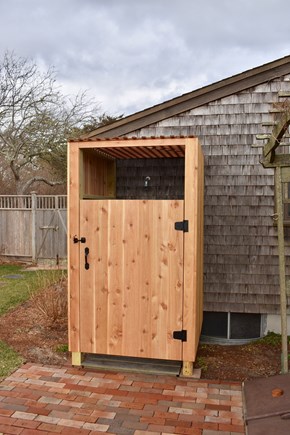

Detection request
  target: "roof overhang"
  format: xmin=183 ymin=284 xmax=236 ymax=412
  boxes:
xmin=85 ymin=55 xmax=290 ymax=139
xmin=69 ymin=136 xmax=198 ymax=159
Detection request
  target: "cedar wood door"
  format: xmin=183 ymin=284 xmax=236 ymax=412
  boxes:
xmin=78 ymin=199 xmax=184 ymax=360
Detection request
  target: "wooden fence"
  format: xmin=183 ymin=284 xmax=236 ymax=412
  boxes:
xmin=0 ymin=194 xmax=67 ymax=261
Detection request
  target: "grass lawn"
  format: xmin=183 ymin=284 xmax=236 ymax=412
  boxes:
xmin=0 ymin=341 xmax=23 ymax=377
xmin=0 ymin=263 xmax=66 ymax=377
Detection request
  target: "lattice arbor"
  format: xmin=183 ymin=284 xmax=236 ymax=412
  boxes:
xmin=262 ymin=108 xmax=290 ymax=373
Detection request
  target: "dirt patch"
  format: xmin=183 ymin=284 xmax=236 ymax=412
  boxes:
xmin=0 ymin=286 xmax=286 ymax=381
xmin=196 ymin=340 xmax=283 ymax=381
xmin=0 ymin=288 xmax=69 ymax=366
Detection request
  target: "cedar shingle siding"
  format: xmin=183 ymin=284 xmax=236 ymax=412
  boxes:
xmin=87 ymin=57 xmax=290 ymax=315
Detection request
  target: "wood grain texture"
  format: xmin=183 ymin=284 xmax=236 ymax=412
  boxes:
xmin=82 ymin=149 xmax=116 ymax=197
xmin=72 ymin=137 xmax=188 ymax=149
xmin=69 ymin=137 xmax=204 ymax=362
xmin=79 ymin=199 xmax=184 ymax=360
xmin=182 ymin=138 xmax=204 ymax=361
xmin=68 ymin=143 xmax=81 ymax=352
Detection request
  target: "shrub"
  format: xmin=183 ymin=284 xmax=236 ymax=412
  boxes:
xmin=30 ymin=272 xmax=67 ymax=326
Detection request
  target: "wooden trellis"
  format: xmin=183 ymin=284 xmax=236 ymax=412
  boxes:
xmin=261 ymin=109 xmax=290 ymax=373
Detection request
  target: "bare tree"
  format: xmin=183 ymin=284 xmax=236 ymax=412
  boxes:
xmin=0 ymin=51 xmax=100 ymax=194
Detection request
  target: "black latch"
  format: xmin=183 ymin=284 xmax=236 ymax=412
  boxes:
xmin=84 ymin=247 xmax=89 ymax=270
xmin=174 ymin=220 xmax=189 ymax=232
xmin=173 ymin=330 xmax=187 ymax=342
xmin=73 ymin=236 xmax=86 ymax=244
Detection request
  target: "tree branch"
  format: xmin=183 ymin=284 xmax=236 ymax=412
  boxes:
xmin=20 ymin=177 xmax=64 ymax=194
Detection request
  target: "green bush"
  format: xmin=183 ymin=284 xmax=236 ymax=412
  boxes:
xmin=257 ymin=331 xmax=288 ymax=346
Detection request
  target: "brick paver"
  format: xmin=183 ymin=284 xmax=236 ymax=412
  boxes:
xmin=0 ymin=363 xmax=245 ymax=434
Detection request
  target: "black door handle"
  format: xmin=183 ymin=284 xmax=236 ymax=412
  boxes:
xmin=73 ymin=236 xmax=86 ymax=244
xmin=84 ymin=247 xmax=89 ymax=270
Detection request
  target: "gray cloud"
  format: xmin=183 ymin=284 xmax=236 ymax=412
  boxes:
xmin=0 ymin=0 xmax=289 ymax=115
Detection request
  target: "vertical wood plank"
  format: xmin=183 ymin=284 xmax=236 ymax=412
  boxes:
xmin=68 ymin=142 xmax=81 ymax=352
xmin=79 ymin=200 xmax=97 ymax=352
xmin=107 ymin=200 xmax=125 ymax=355
xmin=168 ymin=200 xmax=184 ymax=355
xmin=95 ymin=201 xmax=110 ymax=353
xmin=198 ymin=144 xmax=204 ymax=345
xmin=31 ymin=193 xmax=36 ymax=262
xmin=154 ymin=201 xmax=168 ymax=357
xmin=107 ymin=160 xmax=116 ymax=197
xmin=150 ymin=201 xmax=160 ymax=357
xmin=122 ymin=200 xmax=141 ymax=356
xmin=139 ymin=200 xmax=152 ymax=356
xmin=275 ymin=167 xmax=288 ymax=374
xmin=183 ymin=138 xmax=204 ymax=362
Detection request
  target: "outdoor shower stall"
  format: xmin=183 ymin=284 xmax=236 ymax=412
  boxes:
xmin=68 ymin=136 xmax=204 ymax=373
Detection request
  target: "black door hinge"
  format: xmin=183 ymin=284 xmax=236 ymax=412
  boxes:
xmin=174 ymin=220 xmax=189 ymax=232
xmin=173 ymin=330 xmax=187 ymax=342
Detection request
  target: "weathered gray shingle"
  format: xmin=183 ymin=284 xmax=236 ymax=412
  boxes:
xmin=87 ymin=56 xmax=290 ymax=314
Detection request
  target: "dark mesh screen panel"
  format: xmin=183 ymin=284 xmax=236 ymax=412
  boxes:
xmin=230 ymin=313 xmax=261 ymax=339
xmin=116 ymin=158 xmax=184 ymax=199
xmin=201 ymin=312 xmax=228 ymax=338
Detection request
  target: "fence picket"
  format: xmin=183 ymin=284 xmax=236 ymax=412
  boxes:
xmin=0 ymin=195 xmax=67 ymax=260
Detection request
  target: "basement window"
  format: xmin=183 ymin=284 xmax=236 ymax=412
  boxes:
xmin=201 ymin=312 xmax=262 ymax=343
xmin=201 ymin=312 xmax=228 ymax=338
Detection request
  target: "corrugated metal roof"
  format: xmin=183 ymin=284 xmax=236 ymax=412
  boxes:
xmin=92 ymin=145 xmax=185 ymax=159
xmin=70 ymin=134 xmax=195 ymax=142
xmin=69 ymin=135 xmax=192 ymax=158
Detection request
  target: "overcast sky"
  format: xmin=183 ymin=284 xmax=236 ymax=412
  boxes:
xmin=0 ymin=0 xmax=289 ymax=117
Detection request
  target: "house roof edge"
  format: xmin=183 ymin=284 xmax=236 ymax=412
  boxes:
xmin=86 ymin=55 xmax=290 ymax=139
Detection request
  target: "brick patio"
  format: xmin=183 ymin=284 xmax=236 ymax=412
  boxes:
xmin=0 ymin=363 xmax=245 ymax=434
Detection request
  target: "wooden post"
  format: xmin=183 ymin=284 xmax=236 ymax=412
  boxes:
xmin=182 ymin=361 xmax=194 ymax=377
xmin=31 ymin=192 xmax=37 ymax=263
xmin=71 ymin=352 xmax=83 ymax=366
xmin=68 ymin=143 xmax=81 ymax=355
xmin=55 ymin=195 xmax=60 ymax=265
xmin=275 ymin=167 xmax=288 ymax=374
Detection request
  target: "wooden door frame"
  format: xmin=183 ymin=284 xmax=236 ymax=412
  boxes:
xmin=68 ymin=137 xmax=204 ymax=371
